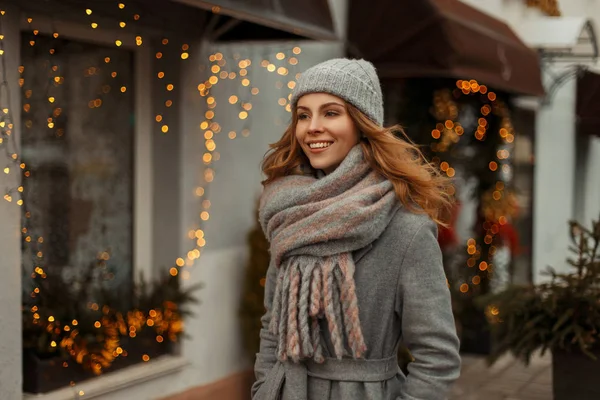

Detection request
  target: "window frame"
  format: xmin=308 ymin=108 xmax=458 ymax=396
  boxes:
xmin=19 ymin=13 xmax=154 ymax=286
xmin=19 ymin=13 xmax=188 ymax=399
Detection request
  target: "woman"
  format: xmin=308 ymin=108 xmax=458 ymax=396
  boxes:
xmin=253 ymin=58 xmax=461 ymax=400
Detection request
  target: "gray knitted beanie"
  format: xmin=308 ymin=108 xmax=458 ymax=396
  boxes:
xmin=290 ymin=58 xmax=384 ymax=126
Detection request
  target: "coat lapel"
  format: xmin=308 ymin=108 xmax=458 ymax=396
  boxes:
xmin=352 ymin=243 xmax=373 ymax=264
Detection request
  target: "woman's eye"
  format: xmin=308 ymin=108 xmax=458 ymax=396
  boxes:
xmin=298 ymin=114 xmax=309 ymax=120
xmin=325 ymin=111 xmax=338 ymax=117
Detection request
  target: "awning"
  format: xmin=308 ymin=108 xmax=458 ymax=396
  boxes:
xmin=172 ymin=0 xmax=337 ymax=41
xmin=576 ymin=70 xmax=600 ymax=137
xmin=347 ymin=0 xmax=545 ymax=96
xmin=12 ymin=0 xmax=336 ymax=41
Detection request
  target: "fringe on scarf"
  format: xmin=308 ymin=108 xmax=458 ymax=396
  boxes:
xmin=269 ymin=252 xmax=367 ymax=363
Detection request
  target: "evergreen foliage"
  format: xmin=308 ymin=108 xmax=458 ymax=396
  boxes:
xmin=240 ymin=208 xmax=271 ymax=361
xmin=480 ymin=216 xmax=600 ymax=364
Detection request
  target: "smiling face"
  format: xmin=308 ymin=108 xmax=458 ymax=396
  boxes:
xmin=295 ymin=93 xmax=360 ymax=175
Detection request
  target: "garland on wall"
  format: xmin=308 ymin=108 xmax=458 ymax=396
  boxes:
xmin=386 ymin=76 xmax=524 ymax=353
xmin=429 ymin=80 xmax=519 ymax=297
xmin=525 ymin=0 xmax=561 ymax=16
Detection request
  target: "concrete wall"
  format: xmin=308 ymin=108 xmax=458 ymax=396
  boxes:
xmin=0 ymin=3 xmax=22 ymax=398
xmin=173 ymin=39 xmax=345 ymax=394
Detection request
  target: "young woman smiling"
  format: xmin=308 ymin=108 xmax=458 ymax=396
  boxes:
xmin=254 ymin=58 xmax=461 ymax=400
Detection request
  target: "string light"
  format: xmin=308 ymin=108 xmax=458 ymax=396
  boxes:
xmin=0 ymin=12 xmax=192 ymax=387
xmin=432 ymin=79 xmax=518 ymax=295
xmin=2 ymin=7 xmax=304 ymax=381
xmin=182 ymin=46 xmax=302 ymax=273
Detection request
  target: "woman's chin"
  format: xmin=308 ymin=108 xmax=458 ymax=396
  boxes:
xmin=310 ymin=160 xmax=341 ymax=174
xmin=310 ymin=161 xmax=332 ymax=171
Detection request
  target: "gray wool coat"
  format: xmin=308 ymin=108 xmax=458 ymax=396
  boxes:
xmin=252 ymin=206 xmax=461 ymax=400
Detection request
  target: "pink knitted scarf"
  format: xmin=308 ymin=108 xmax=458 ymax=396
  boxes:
xmin=259 ymin=145 xmax=399 ymax=363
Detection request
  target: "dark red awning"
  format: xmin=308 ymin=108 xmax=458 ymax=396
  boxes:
xmin=173 ymin=0 xmax=336 ymax=41
xmin=348 ymin=0 xmax=544 ymax=96
xmin=11 ymin=0 xmax=336 ymax=41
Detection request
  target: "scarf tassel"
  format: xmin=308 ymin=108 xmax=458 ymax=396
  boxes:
xmin=270 ymin=255 xmax=366 ymax=363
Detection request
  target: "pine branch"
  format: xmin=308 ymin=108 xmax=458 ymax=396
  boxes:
xmin=480 ymin=216 xmax=600 ymax=364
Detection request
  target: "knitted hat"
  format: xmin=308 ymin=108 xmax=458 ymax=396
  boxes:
xmin=290 ymin=58 xmax=384 ymax=126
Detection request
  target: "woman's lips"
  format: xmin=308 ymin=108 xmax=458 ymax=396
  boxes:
xmin=307 ymin=142 xmax=333 ymax=154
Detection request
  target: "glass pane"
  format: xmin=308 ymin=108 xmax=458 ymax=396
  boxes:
xmin=20 ymin=34 xmax=134 ymax=294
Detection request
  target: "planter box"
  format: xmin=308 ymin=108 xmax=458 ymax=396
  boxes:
xmin=23 ymin=349 xmax=93 ymax=394
xmin=553 ymin=348 xmax=600 ymax=400
xmin=23 ymin=334 xmax=173 ymax=394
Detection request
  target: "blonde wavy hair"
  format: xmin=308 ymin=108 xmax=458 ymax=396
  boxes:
xmin=261 ymin=101 xmax=453 ymax=225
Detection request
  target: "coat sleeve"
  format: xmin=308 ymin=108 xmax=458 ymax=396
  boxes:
xmin=251 ymin=259 xmax=279 ymax=399
xmin=395 ymin=219 xmax=461 ymax=400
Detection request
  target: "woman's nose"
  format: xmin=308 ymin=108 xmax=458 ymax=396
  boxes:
xmin=308 ymin=117 xmax=323 ymax=134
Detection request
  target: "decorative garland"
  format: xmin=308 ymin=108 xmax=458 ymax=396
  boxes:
xmin=22 ymin=258 xmax=201 ymax=376
xmin=525 ymin=0 xmax=561 ymax=16
xmin=427 ymin=79 xmax=519 ymax=297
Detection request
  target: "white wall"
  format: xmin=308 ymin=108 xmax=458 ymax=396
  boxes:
xmin=460 ymin=0 xmax=544 ymax=22
xmin=533 ymin=72 xmax=578 ymax=282
xmin=0 ymin=3 xmax=22 ymax=397
xmin=173 ymin=39 xmax=345 ymax=393
xmin=560 ymin=0 xmax=600 ymax=23
xmin=462 ymin=0 xmax=600 ymax=70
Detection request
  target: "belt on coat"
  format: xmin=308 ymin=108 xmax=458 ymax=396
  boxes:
xmin=261 ymin=354 xmax=400 ymax=400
